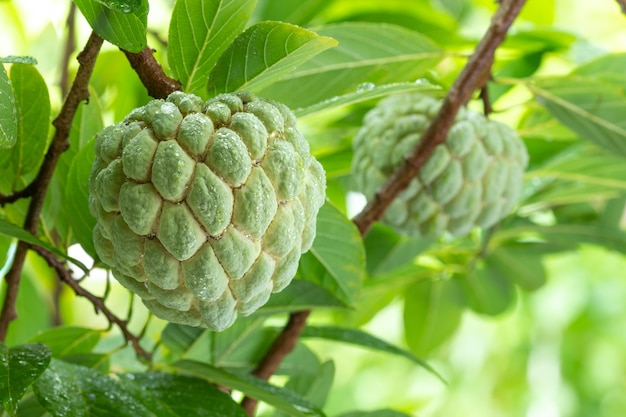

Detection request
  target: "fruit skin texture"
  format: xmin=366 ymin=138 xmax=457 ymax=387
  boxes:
xmin=351 ymin=93 xmax=528 ymax=237
xmin=89 ymin=92 xmax=326 ymax=331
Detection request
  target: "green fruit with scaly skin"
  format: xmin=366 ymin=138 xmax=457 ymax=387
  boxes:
xmin=351 ymin=93 xmax=528 ymax=237
xmin=89 ymin=92 xmax=326 ymax=331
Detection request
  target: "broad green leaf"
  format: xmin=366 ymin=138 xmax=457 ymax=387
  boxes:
xmin=119 ymin=372 xmax=247 ymax=417
xmin=73 ymin=0 xmax=148 ymax=52
xmin=260 ymin=22 xmax=443 ymax=108
xmin=94 ymin=0 xmax=141 ymax=13
xmin=0 ymin=56 xmax=37 ymax=65
xmin=294 ymin=81 xmax=441 ymax=118
xmin=29 ymin=327 xmax=102 ymax=358
xmin=10 ymin=63 xmax=50 ymax=177
xmin=207 ymin=21 xmax=337 ymax=96
xmin=297 ymin=203 xmax=365 ymax=307
xmin=65 ymin=139 xmax=97 ymax=257
xmin=337 ymin=411 xmax=412 ymax=417
xmin=0 ymin=343 xmax=51 ymax=417
xmin=487 ymin=243 xmax=547 ymax=291
xmin=256 ymin=0 xmax=333 ymax=26
xmin=530 ymin=76 xmax=626 ymax=156
xmin=168 ymin=0 xmax=256 ymax=97
xmin=161 ymin=323 xmax=205 ymax=358
xmin=62 ymin=353 xmax=110 ymax=372
xmin=0 ymin=64 xmax=16 ymax=149
xmin=404 ymin=279 xmax=464 ymax=356
xmin=275 ymin=360 xmax=335 ymax=417
xmin=300 ymin=326 xmax=443 ymax=381
xmin=260 ymin=279 xmax=346 ymax=313
xmin=573 ymin=52 xmax=626 ymax=78
xmin=173 ymin=360 xmax=325 ymax=417
xmin=461 ymin=261 xmax=516 ymax=316
xmin=15 ymin=394 xmax=47 ymax=417
xmin=0 ymin=216 xmax=89 ymax=273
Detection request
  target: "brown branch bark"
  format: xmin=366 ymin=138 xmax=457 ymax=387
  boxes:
xmin=353 ymin=0 xmax=527 ymax=236
xmin=0 ymin=32 xmax=103 ymax=341
xmin=241 ymin=310 xmax=311 ymax=415
xmin=616 ymin=0 xmax=626 ymax=14
xmin=60 ymin=2 xmax=77 ymax=97
xmin=31 ymin=246 xmax=151 ymax=360
xmin=122 ymin=47 xmax=180 ymax=99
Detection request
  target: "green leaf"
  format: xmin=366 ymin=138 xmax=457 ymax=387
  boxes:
xmin=487 ymin=243 xmax=547 ymax=291
xmin=404 ymin=279 xmax=464 ymax=356
xmin=94 ymin=0 xmax=141 ymax=13
xmin=173 ymin=360 xmax=325 ymax=417
xmin=65 ymin=139 xmax=97 ymax=257
xmin=300 ymin=326 xmax=444 ymax=381
xmin=29 ymin=327 xmax=102 ymax=358
xmin=294 ymin=81 xmax=441 ymax=118
xmin=461 ymin=261 xmax=516 ymax=316
xmin=0 ymin=216 xmax=90 ymax=273
xmin=10 ymin=63 xmax=49 ymax=177
xmin=297 ymin=203 xmax=365 ymax=307
xmin=119 ymin=372 xmax=247 ymax=417
xmin=168 ymin=0 xmax=257 ymax=97
xmin=260 ymin=22 xmax=443 ymax=108
xmin=0 ymin=343 xmax=51 ymax=417
xmin=256 ymin=0 xmax=333 ymax=26
xmin=530 ymin=76 xmax=626 ymax=156
xmin=0 ymin=64 xmax=17 ymax=150
xmin=337 ymin=411 xmax=412 ymax=417
xmin=207 ymin=21 xmax=337 ymax=96
xmin=73 ymin=0 xmax=148 ymax=52
xmin=260 ymin=279 xmax=347 ymax=313
xmin=0 ymin=56 xmax=37 ymax=65
xmin=275 ymin=360 xmax=335 ymax=417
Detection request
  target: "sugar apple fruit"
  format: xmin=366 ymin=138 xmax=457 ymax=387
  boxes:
xmin=351 ymin=93 xmax=528 ymax=237
xmin=89 ymin=91 xmax=326 ymax=331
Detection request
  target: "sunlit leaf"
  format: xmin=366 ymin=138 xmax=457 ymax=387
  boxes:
xmin=0 ymin=343 xmax=51 ymax=417
xmin=275 ymin=360 xmax=334 ymax=417
xmin=29 ymin=327 xmax=102 ymax=358
xmin=260 ymin=22 xmax=443 ymax=108
xmin=297 ymin=203 xmax=365 ymax=307
xmin=0 ymin=63 xmax=16 ymax=150
xmin=94 ymin=0 xmax=141 ymax=13
xmin=0 ymin=56 xmax=37 ymax=65
xmin=73 ymin=0 xmax=148 ymax=52
xmin=461 ymin=261 xmax=516 ymax=316
xmin=173 ymin=360 xmax=325 ymax=417
xmin=260 ymin=279 xmax=346 ymax=313
xmin=256 ymin=0 xmax=333 ymax=26
xmin=337 ymin=410 xmax=412 ymax=417
xmin=168 ymin=0 xmax=256 ymax=97
xmin=207 ymin=21 xmax=337 ymax=96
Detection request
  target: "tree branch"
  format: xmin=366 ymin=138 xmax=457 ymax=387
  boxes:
xmin=353 ymin=0 xmax=527 ymax=235
xmin=31 ymin=246 xmax=151 ymax=360
xmin=0 ymin=31 xmax=103 ymax=341
xmin=616 ymin=0 xmax=626 ymax=14
xmin=241 ymin=310 xmax=311 ymax=415
xmin=122 ymin=47 xmax=180 ymax=99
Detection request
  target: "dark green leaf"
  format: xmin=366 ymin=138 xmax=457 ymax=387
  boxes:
xmin=297 ymin=203 xmax=364 ymax=307
xmin=260 ymin=279 xmax=347 ymax=313
xmin=29 ymin=327 xmax=102 ymax=358
xmin=94 ymin=0 xmax=141 ymax=13
xmin=73 ymin=0 xmax=148 ymax=52
xmin=488 ymin=243 xmax=547 ymax=291
xmin=404 ymin=279 xmax=464 ymax=356
xmin=0 ymin=56 xmax=37 ymax=65
xmin=16 ymin=394 xmax=47 ymax=417
xmin=65 ymin=139 xmax=97 ymax=256
xmin=260 ymin=22 xmax=443 ymax=108
xmin=531 ymin=76 xmax=626 ymax=156
xmin=119 ymin=372 xmax=247 ymax=417
xmin=300 ymin=326 xmax=443 ymax=381
xmin=207 ymin=21 xmax=337 ymax=96
xmin=0 ymin=216 xmax=89 ymax=273
xmin=295 ymin=81 xmax=440 ymax=118
xmin=173 ymin=360 xmax=325 ymax=417
xmin=461 ymin=261 xmax=516 ymax=316
xmin=0 ymin=343 xmax=51 ymax=417
xmin=0 ymin=64 xmax=16 ymax=150
xmin=168 ymin=0 xmax=256 ymax=97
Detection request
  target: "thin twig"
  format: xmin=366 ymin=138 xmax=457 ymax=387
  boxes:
xmin=122 ymin=47 xmax=180 ymax=98
xmin=31 ymin=246 xmax=151 ymax=360
xmin=480 ymin=84 xmax=493 ymax=116
xmin=0 ymin=32 xmax=103 ymax=341
xmin=352 ymin=0 xmax=527 ymax=236
xmin=616 ymin=0 xmax=626 ymax=14
xmin=241 ymin=310 xmax=311 ymax=415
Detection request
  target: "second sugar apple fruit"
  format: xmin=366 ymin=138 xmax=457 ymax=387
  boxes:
xmin=351 ymin=93 xmax=528 ymax=237
xmin=89 ymin=91 xmax=326 ymax=331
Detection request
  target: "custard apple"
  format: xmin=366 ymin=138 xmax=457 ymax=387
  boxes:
xmin=89 ymin=91 xmax=326 ymax=331
xmin=351 ymin=93 xmax=528 ymax=237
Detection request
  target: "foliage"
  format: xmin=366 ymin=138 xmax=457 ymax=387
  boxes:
xmin=0 ymin=0 xmax=625 ymax=416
